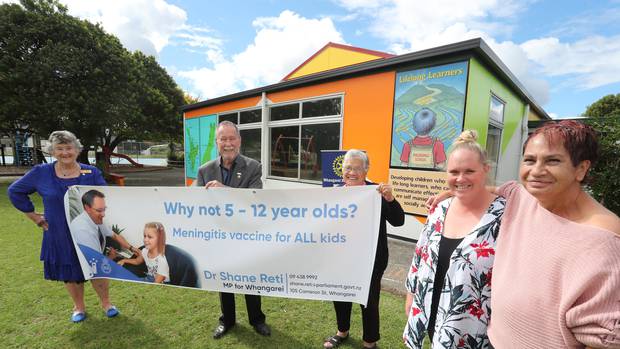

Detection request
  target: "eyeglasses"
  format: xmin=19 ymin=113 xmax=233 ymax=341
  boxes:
xmin=92 ymin=207 xmax=107 ymax=213
xmin=343 ymin=166 xmax=366 ymax=173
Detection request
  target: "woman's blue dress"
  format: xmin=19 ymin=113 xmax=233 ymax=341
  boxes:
xmin=8 ymin=162 xmax=106 ymax=281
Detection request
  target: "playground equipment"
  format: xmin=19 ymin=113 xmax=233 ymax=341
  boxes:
xmin=271 ymin=134 xmax=318 ymax=178
xmin=13 ymin=132 xmax=34 ymax=166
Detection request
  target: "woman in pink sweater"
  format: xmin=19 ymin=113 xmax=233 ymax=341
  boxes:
xmin=429 ymin=120 xmax=619 ymax=348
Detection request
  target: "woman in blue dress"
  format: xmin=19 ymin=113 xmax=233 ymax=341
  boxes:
xmin=8 ymin=130 xmax=120 ymax=323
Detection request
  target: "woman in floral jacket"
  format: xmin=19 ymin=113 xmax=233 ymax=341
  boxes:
xmin=403 ymin=130 xmax=505 ymax=349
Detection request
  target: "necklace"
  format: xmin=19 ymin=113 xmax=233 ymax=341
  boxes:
xmin=56 ymin=162 xmax=80 ymax=177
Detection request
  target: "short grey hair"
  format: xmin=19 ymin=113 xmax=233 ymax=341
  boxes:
xmin=343 ymin=149 xmax=369 ymax=171
xmin=46 ymin=130 xmax=83 ymax=153
xmin=217 ymin=120 xmax=240 ymax=137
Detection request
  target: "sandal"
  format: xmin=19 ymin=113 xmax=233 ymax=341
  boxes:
xmin=71 ymin=311 xmax=86 ymax=323
xmin=105 ymin=305 xmax=119 ymax=318
xmin=323 ymin=333 xmax=349 ymax=348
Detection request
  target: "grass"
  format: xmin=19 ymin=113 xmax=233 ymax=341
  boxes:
xmin=0 ymin=183 xmax=417 ymax=349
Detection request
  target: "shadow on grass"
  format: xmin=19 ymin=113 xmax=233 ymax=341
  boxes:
xmin=69 ymin=315 xmax=169 ymax=348
xmin=208 ymin=323 xmax=318 ymax=349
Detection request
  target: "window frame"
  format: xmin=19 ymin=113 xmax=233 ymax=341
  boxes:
xmin=216 ymin=107 xmax=263 ymax=162
xmin=489 ymin=93 xmax=506 ymax=124
xmin=217 ymin=106 xmax=262 ymax=126
xmin=486 ymin=92 xmax=505 ymax=185
xmin=267 ymin=94 xmax=343 ymax=184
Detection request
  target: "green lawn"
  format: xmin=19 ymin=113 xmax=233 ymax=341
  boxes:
xmin=0 ymin=183 xmax=415 ymax=349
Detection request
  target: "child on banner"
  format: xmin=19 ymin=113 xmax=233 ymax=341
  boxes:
xmin=119 ymin=222 xmax=170 ymax=284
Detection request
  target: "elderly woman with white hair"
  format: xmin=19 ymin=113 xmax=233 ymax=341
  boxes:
xmin=8 ymin=130 xmax=120 ymax=323
xmin=323 ymin=149 xmax=405 ymax=349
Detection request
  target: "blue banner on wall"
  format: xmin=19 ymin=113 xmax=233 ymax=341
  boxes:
xmin=321 ymin=150 xmax=346 ymax=187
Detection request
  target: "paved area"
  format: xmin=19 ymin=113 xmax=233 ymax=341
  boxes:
xmin=2 ymin=164 xmax=413 ymax=296
xmin=112 ymin=166 xmax=185 ymax=186
xmin=383 ymin=238 xmax=414 ymax=295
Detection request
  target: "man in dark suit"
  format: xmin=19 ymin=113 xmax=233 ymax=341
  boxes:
xmin=193 ymin=120 xmax=270 ymax=339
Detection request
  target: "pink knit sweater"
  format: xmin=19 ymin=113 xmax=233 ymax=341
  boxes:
xmin=488 ymin=181 xmax=620 ymax=348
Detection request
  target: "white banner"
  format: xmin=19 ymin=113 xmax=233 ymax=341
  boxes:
xmin=65 ymin=185 xmax=381 ymax=305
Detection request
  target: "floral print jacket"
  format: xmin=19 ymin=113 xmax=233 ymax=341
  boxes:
xmin=403 ymin=197 xmax=505 ymax=349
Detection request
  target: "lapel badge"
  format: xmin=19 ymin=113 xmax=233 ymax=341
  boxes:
xmin=236 ymin=172 xmax=242 ymax=179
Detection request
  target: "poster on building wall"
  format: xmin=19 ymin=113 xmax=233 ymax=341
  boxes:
xmin=64 ymin=185 xmax=381 ymax=306
xmin=388 ymin=61 xmax=468 ymax=215
xmin=389 ymin=168 xmax=450 ymax=215
xmin=390 ymin=61 xmax=468 ymax=170
xmin=184 ymin=114 xmax=218 ymax=179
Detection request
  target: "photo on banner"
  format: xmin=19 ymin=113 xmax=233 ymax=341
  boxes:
xmin=65 ymin=185 xmax=382 ymax=306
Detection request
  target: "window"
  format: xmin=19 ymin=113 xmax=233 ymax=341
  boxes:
xmin=240 ymin=128 xmax=261 ymax=163
xmin=270 ymin=104 xmax=299 ymax=121
xmin=486 ymin=94 xmax=505 ymax=185
xmin=268 ymin=96 xmax=342 ymax=182
xmin=218 ymin=108 xmax=262 ymax=161
xmin=240 ymin=109 xmax=261 ymax=124
xmin=219 ymin=113 xmax=237 ymax=124
xmin=301 ymin=123 xmax=340 ymax=181
xmin=219 ymin=108 xmax=262 ymax=125
xmin=489 ymin=94 xmax=505 ymax=123
xmin=486 ymin=125 xmax=501 ymax=184
xmin=270 ymin=126 xmax=299 ymax=178
xmin=302 ymin=98 xmax=341 ymax=118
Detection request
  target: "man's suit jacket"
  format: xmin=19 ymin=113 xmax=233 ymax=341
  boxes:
xmin=193 ymin=154 xmax=263 ymax=189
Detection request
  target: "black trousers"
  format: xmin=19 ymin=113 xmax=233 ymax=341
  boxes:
xmin=218 ymin=292 xmax=265 ymax=327
xmin=332 ymin=268 xmax=383 ymax=343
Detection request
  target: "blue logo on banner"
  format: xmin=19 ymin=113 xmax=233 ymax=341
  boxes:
xmin=78 ymin=244 xmax=141 ymax=281
xmin=321 ymin=150 xmax=346 ymax=187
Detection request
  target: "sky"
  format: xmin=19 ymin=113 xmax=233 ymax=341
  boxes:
xmin=6 ymin=0 xmax=620 ymax=118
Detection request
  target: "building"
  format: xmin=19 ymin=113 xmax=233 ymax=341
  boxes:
xmin=181 ymin=38 xmax=549 ymax=240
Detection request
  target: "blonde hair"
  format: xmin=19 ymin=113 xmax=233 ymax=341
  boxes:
xmin=144 ymin=222 xmax=166 ymax=255
xmin=449 ymin=130 xmax=488 ymax=165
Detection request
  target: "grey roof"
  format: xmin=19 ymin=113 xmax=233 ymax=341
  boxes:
xmin=181 ymin=38 xmax=550 ymax=120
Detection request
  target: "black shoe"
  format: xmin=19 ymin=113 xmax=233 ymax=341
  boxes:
xmin=253 ymin=322 xmax=271 ymax=336
xmin=213 ymin=324 xmax=233 ymax=339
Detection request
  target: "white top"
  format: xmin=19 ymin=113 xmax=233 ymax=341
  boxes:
xmin=141 ymin=248 xmax=170 ymax=282
xmin=70 ymin=211 xmax=113 ymax=253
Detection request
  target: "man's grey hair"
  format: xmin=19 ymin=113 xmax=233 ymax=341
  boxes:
xmin=217 ymin=120 xmax=240 ymax=137
xmin=343 ymin=149 xmax=369 ymax=171
xmin=46 ymin=130 xmax=83 ymax=153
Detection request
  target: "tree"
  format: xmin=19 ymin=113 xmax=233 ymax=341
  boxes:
xmin=0 ymin=0 xmax=185 ymax=169
xmin=100 ymin=51 xmax=185 ymax=167
xmin=584 ymin=93 xmax=620 ymax=215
